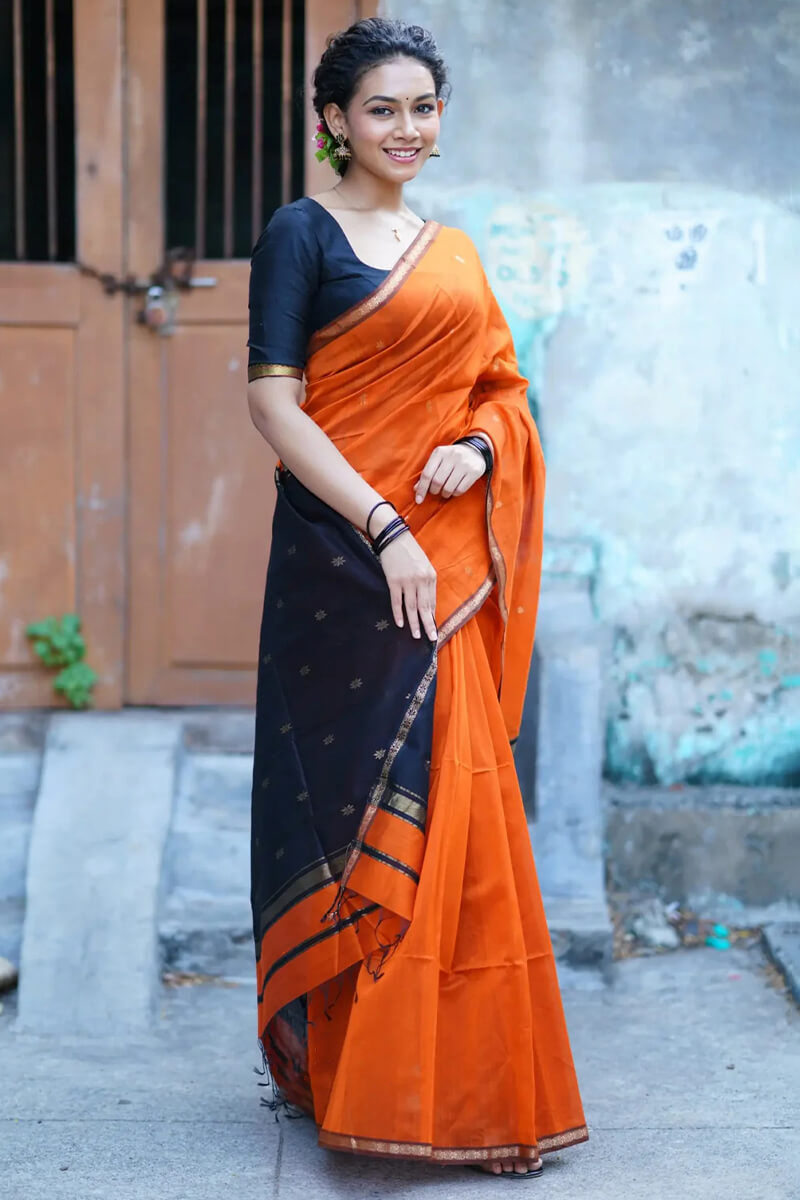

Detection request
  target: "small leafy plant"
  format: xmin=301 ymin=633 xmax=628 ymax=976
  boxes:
xmin=26 ymin=614 xmax=98 ymax=709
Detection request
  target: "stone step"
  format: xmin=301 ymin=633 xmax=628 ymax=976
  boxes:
xmin=0 ymin=715 xmax=46 ymax=968
xmin=17 ymin=712 xmax=180 ymax=1036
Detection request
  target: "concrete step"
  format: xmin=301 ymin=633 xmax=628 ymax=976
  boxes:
xmin=17 ymin=712 xmax=180 ymax=1035
xmin=0 ymin=714 xmax=47 ymax=967
xmin=606 ymin=783 xmax=800 ymax=908
xmin=158 ymin=745 xmax=612 ymax=979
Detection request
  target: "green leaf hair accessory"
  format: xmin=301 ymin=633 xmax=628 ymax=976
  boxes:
xmin=313 ymin=121 xmax=348 ymax=173
xmin=314 ymin=121 xmax=336 ymax=167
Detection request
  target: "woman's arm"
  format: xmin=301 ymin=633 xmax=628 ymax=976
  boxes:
xmin=248 ymin=376 xmax=437 ymax=642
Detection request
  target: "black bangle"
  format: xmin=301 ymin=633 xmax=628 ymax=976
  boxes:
xmin=374 ymin=523 xmax=410 ymax=555
xmin=366 ymin=500 xmax=396 ymax=539
xmin=372 ymin=515 xmax=410 ymax=555
xmin=455 ymin=435 xmax=493 ymax=476
xmin=372 ymin=515 xmax=407 ymax=553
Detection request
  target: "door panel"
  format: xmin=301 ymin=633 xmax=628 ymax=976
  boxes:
xmin=125 ymin=0 xmax=284 ymax=704
xmin=0 ymin=0 xmax=125 ymax=708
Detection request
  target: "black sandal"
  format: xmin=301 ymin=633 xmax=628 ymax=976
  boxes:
xmin=468 ymin=1161 xmax=544 ymax=1180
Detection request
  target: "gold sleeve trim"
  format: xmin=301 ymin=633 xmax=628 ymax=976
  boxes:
xmin=248 ymin=363 xmax=303 ymax=382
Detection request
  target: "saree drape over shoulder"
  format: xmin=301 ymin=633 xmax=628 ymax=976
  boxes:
xmin=250 ymin=218 xmax=588 ymax=1164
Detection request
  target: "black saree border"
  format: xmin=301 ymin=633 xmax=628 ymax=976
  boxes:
xmin=257 ymin=902 xmax=380 ymax=1000
xmin=322 ymin=648 xmax=438 ymax=922
xmin=308 ymin=221 xmax=442 ymax=356
xmin=254 ymin=848 xmax=349 ymax=956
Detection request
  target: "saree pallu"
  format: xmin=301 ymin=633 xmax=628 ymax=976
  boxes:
xmin=251 ymin=221 xmax=588 ymax=1164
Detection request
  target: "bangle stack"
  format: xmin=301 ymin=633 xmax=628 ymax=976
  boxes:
xmin=365 ymin=499 xmax=410 ymax=555
xmin=455 ymin=434 xmax=493 ymax=476
xmin=372 ymin=514 xmax=410 ymax=555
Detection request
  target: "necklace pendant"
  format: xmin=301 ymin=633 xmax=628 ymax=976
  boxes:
xmin=391 ymin=227 xmax=401 ymax=242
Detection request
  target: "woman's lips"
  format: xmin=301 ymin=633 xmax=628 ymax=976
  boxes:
xmin=383 ymin=147 xmax=421 ymax=162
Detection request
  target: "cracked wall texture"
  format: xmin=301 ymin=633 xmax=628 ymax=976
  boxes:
xmin=382 ymin=0 xmax=800 ymax=783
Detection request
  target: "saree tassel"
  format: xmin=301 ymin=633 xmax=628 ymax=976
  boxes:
xmin=256 ymin=1033 xmax=308 ymax=1122
xmin=320 ymin=878 xmax=360 ymax=927
xmin=363 ymin=909 xmax=406 ymax=982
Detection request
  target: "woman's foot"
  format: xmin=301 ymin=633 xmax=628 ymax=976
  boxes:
xmin=479 ymin=1156 xmax=543 ymax=1176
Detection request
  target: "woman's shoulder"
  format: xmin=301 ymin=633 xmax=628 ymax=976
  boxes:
xmin=252 ymin=198 xmax=320 ymax=256
xmin=434 ymin=223 xmax=485 ymax=267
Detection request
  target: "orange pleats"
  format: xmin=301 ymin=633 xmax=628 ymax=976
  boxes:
xmin=304 ymin=614 xmax=588 ymax=1163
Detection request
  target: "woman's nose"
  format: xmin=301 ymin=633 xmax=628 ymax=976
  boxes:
xmin=395 ymin=110 xmax=417 ymax=139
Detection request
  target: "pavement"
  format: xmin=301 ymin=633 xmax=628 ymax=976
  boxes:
xmin=1 ymin=942 xmax=798 ymax=1200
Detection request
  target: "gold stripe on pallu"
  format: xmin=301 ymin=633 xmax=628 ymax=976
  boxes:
xmin=308 ymin=222 xmax=441 ymax=355
xmin=319 ymin=1125 xmax=589 ymax=1160
xmin=436 ymin=571 xmax=495 ymax=648
xmin=485 ymin=479 xmax=508 ymax=628
xmin=255 ymin=849 xmax=348 ymax=943
xmin=325 ymin=650 xmax=438 ymax=915
xmin=380 ymin=788 xmax=427 ymax=829
xmin=248 ymin=363 xmax=303 ymax=381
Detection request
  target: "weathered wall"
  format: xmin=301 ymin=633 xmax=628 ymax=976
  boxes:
xmin=383 ymin=0 xmax=800 ymax=784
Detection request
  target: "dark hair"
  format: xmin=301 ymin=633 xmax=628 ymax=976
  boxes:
xmin=312 ymin=18 xmax=449 ymax=163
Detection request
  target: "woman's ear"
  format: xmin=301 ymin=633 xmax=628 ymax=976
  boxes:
xmin=323 ymin=102 xmax=346 ymax=140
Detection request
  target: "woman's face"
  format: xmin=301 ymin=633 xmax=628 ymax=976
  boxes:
xmin=326 ymin=56 xmax=443 ymax=182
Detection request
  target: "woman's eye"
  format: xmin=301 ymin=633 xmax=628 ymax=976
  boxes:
xmin=370 ymin=107 xmax=392 ymax=116
xmin=416 ymin=104 xmax=435 ymax=114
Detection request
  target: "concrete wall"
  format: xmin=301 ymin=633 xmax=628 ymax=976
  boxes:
xmin=381 ymin=0 xmax=800 ymax=785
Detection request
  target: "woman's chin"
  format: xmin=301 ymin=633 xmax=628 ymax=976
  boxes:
xmin=372 ymin=157 xmax=426 ymax=183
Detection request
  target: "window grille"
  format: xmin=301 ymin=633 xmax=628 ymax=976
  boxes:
xmin=166 ymin=0 xmax=306 ymax=260
xmin=0 ymin=0 xmax=76 ymax=262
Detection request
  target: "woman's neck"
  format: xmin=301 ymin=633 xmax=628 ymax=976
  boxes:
xmin=329 ymin=162 xmax=407 ymax=214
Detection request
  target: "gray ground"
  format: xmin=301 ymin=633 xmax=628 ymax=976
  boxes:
xmin=1 ymin=943 xmax=798 ymax=1200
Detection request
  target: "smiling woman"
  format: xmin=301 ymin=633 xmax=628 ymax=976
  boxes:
xmin=245 ymin=16 xmax=588 ymax=1181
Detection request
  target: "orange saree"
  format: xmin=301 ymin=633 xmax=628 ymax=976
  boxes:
xmin=251 ymin=220 xmax=588 ymax=1165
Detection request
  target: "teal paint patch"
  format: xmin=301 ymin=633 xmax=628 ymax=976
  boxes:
xmin=607 ymin=616 xmax=800 ymax=786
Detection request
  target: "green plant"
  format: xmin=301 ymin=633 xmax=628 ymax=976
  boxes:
xmin=25 ymin=614 xmax=98 ymax=709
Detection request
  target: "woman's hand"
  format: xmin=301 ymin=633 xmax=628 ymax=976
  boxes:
xmin=414 ymin=442 xmax=487 ymax=504
xmin=376 ymin=523 xmax=437 ymax=641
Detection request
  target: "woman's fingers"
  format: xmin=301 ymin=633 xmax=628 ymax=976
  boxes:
xmin=389 ymin=583 xmax=404 ymax=629
xmin=414 ymin=449 xmax=442 ymax=504
xmin=416 ymin=445 xmax=485 ymax=503
xmin=403 ymin=585 xmax=421 ymax=639
xmin=427 ymin=460 xmax=456 ymax=497
xmin=442 ymin=471 xmax=469 ymax=499
xmin=421 ymin=576 xmax=438 ymax=642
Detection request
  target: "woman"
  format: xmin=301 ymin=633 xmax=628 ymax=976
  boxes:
xmin=247 ymin=18 xmax=588 ymax=1179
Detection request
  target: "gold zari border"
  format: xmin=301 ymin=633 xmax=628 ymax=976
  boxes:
xmin=319 ymin=1124 xmax=589 ymax=1162
xmin=308 ymin=221 xmax=441 ymax=355
xmin=248 ymin=363 xmax=303 ymax=382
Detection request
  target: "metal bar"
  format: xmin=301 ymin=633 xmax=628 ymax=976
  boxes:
xmin=195 ymin=0 xmax=207 ymax=257
xmin=12 ymin=0 xmax=25 ymax=259
xmin=281 ymin=0 xmax=292 ymax=207
xmin=45 ymin=0 xmax=57 ymax=259
xmin=251 ymin=0 xmax=263 ymax=244
xmin=223 ymin=0 xmax=235 ymax=257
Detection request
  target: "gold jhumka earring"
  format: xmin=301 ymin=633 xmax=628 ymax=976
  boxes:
xmin=334 ymin=132 xmax=351 ymax=161
xmin=429 ymin=143 xmax=441 ymax=157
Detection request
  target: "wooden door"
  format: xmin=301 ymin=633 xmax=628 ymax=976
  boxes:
xmin=0 ymin=0 xmax=375 ymax=709
xmin=125 ymin=0 xmax=375 ymax=705
xmin=0 ymin=0 xmax=126 ymax=708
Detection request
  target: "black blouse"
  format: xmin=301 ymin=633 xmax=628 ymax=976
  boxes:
xmin=247 ymin=196 xmax=393 ymax=382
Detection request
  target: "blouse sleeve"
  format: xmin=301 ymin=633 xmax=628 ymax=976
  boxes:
xmin=247 ymin=203 xmax=320 ymax=383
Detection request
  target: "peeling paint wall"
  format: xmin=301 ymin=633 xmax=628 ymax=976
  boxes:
xmin=383 ymin=0 xmax=800 ymax=784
